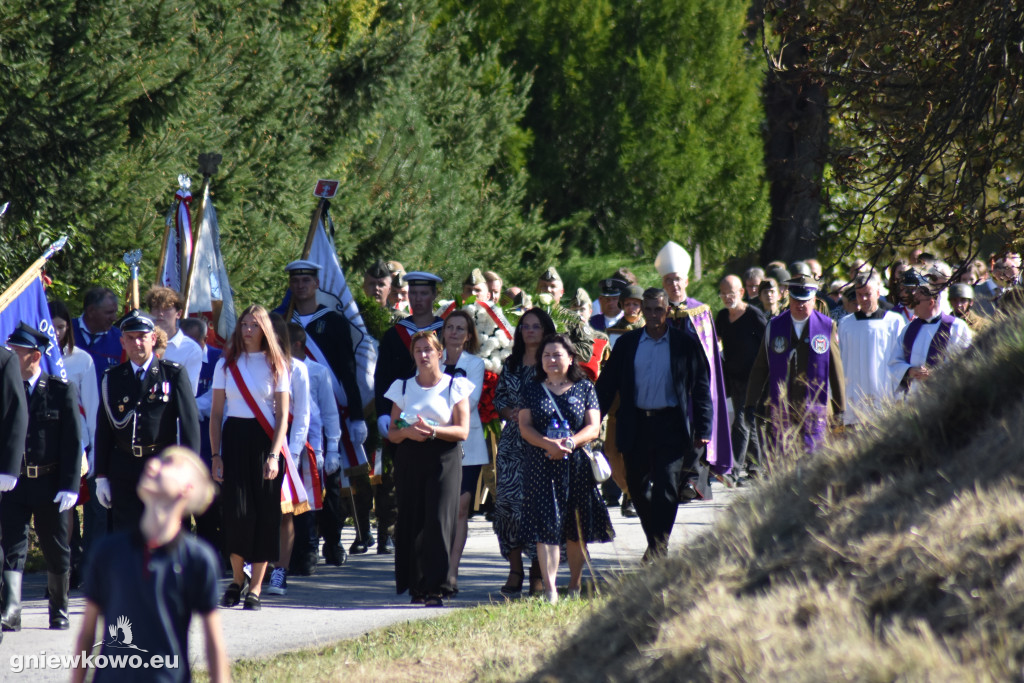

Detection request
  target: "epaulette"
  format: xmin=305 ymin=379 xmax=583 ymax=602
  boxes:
xmin=160 ymin=359 xmax=182 ymax=368
xmin=49 ymin=376 xmax=69 ymax=385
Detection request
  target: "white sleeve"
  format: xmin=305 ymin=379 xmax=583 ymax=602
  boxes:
xmin=464 ymin=356 xmax=484 ymax=412
xmin=288 ymin=361 xmax=311 ymax=457
xmin=888 ymin=325 xmax=912 ymax=382
xmin=76 ymin=353 xmax=99 ymax=456
xmin=315 ymin=366 xmax=341 ymax=453
xmin=950 ymin=319 xmax=973 ymax=353
xmin=184 ymin=342 xmax=203 ymax=397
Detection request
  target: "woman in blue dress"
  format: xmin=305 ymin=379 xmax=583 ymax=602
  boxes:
xmin=519 ymin=333 xmax=614 ymax=603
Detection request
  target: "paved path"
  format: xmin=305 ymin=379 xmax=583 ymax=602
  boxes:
xmin=0 ymin=483 xmax=741 ymax=680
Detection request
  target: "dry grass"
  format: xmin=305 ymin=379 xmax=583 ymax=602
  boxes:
xmin=531 ymin=311 xmax=1024 ymax=681
xmin=203 ymin=596 xmax=607 ymax=683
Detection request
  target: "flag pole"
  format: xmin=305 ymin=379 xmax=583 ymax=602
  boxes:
xmin=0 ymin=237 xmax=69 ymax=314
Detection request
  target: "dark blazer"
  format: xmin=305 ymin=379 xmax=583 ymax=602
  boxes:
xmin=300 ymin=306 xmax=364 ymax=420
xmin=0 ymin=348 xmax=28 ymax=477
xmin=24 ymin=374 xmax=82 ymax=493
xmin=95 ymin=358 xmax=200 ymax=481
xmin=596 ymin=324 xmax=713 ymax=456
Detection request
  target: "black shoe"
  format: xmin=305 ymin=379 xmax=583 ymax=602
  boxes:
xmin=323 ymin=543 xmax=347 ymax=566
xmin=620 ymin=499 xmax=637 ymax=518
xmin=243 ymin=593 xmax=261 ymax=611
xmin=423 ymin=595 xmax=444 ymax=607
xmin=220 ymin=583 xmax=243 ymax=608
xmin=376 ymin=535 xmax=395 ymax=555
xmin=349 ymin=539 xmax=369 ymax=555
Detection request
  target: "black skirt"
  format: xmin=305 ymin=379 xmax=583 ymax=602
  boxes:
xmin=393 ymin=438 xmax=462 ymax=597
xmin=221 ymin=417 xmax=283 ymax=563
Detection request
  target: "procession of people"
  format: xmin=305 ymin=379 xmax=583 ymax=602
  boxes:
xmin=0 ymin=226 xmax=1012 ymax=678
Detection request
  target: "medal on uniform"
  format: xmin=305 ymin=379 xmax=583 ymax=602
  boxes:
xmin=118 ymin=405 xmax=125 ymax=413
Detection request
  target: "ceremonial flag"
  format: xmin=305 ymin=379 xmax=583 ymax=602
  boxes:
xmin=184 ymin=181 xmax=236 ymax=346
xmin=0 ymin=239 xmax=71 ymax=380
xmin=157 ymin=176 xmax=193 ymax=292
xmin=305 ymin=209 xmax=377 ymax=410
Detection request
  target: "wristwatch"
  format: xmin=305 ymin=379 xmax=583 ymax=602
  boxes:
xmin=565 ymin=437 xmax=576 ymax=451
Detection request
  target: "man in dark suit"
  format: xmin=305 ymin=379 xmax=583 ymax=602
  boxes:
xmin=0 ymin=323 xmax=81 ymax=631
xmin=596 ymin=288 xmax=714 ymax=560
xmin=94 ymin=311 xmax=200 ymax=532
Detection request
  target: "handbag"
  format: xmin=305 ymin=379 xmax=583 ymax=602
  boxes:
xmin=541 ymin=384 xmax=612 ymax=483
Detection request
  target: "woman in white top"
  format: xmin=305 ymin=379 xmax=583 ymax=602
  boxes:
xmin=209 ymin=305 xmax=290 ymax=611
xmin=440 ymin=310 xmax=487 ymax=593
xmin=386 ymin=331 xmax=471 ymax=606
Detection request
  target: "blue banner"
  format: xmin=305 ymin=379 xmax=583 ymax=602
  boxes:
xmin=0 ymin=277 xmax=66 ymax=380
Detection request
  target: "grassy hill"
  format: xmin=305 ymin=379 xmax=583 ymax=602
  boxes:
xmin=531 ymin=311 xmax=1024 ymax=681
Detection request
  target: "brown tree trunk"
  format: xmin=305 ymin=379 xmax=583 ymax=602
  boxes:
xmin=758 ymin=33 xmax=828 ymax=265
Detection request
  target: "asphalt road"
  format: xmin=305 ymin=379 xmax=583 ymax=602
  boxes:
xmin=0 ymin=482 xmax=741 ymax=681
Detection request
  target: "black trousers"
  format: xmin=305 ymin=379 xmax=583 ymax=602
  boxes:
xmin=726 ymin=378 xmax=761 ymax=472
xmin=374 ymin=441 xmax=398 ymax=540
xmin=0 ymin=476 xmax=72 ymax=573
xmin=110 ymin=475 xmax=146 ymax=533
xmin=622 ymin=411 xmax=695 ymax=553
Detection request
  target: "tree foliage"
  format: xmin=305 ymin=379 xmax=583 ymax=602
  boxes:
xmin=761 ymin=0 xmax=1024 ymax=269
xmin=452 ymin=0 xmax=769 ymax=264
xmin=0 ymin=0 xmax=554 ymax=308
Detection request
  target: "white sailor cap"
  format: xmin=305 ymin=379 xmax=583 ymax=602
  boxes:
xmin=654 ymin=241 xmax=692 ymax=278
xmin=285 ymin=260 xmax=321 ymax=277
xmin=403 ymin=271 xmax=443 ymax=287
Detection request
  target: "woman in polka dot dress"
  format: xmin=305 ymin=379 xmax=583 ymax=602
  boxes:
xmin=519 ymin=333 xmax=614 ymax=603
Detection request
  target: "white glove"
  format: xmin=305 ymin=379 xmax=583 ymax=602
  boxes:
xmin=349 ymin=419 xmax=369 ymax=445
xmin=95 ymin=477 xmax=113 ymax=509
xmin=376 ymin=415 xmax=391 ymax=437
xmin=324 ymin=451 xmax=341 ymax=475
xmin=54 ymin=490 xmax=79 ymax=513
xmin=315 ymin=450 xmax=325 ymax=472
xmin=0 ymin=474 xmax=17 ymax=492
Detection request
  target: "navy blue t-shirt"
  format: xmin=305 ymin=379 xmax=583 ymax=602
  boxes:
xmin=83 ymin=530 xmax=219 ymax=682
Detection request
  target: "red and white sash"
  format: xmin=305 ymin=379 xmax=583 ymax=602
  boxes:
xmin=227 ymin=360 xmax=310 ymax=515
xmin=302 ymin=334 xmax=368 ymax=470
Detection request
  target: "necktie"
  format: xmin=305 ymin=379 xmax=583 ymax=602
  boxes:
xmin=136 ymin=368 xmax=145 ymax=384
xmin=23 ymin=380 xmax=30 ymax=402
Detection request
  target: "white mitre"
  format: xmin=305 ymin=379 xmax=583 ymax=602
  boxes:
xmin=654 ymin=241 xmax=691 ymax=278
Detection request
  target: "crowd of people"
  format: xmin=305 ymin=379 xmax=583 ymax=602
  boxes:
xmin=0 ymin=242 xmax=1017 ymax=673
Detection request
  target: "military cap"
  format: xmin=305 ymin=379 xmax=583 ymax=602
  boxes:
xmin=538 ymin=266 xmax=562 ymax=283
xmin=788 ymin=261 xmax=813 ymax=278
xmin=463 ymin=268 xmax=486 ymax=286
xmin=783 ymin=274 xmax=819 ymax=301
xmin=403 ymin=271 xmax=443 ymax=287
xmin=598 ymin=278 xmax=628 ymax=297
xmin=569 ymin=288 xmax=592 ymax=310
xmin=948 ymin=283 xmax=974 ymax=300
xmin=117 ymin=309 xmax=157 ymax=333
xmin=365 ymin=259 xmax=392 ymax=279
xmin=285 ymin=259 xmax=321 ymax=277
xmin=620 ymin=284 xmax=645 ymax=302
xmin=6 ymin=322 xmax=50 ymax=353
xmin=902 ymin=268 xmax=931 ymax=291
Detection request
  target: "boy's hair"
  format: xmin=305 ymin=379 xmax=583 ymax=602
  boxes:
xmin=144 ymin=286 xmax=184 ymax=312
xmin=179 ymin=317 xmax=208 ymax=343
xmin=162 ymin=446 xmax=216 ymax=515
xmin=287 ymin=322 xmax=306 ymax=345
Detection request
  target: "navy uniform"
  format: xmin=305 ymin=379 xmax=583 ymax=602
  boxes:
xmin=94 ymin=311 xmax=200 ymax=532
xmin=0 ymin=324 xmax=81 ymax=631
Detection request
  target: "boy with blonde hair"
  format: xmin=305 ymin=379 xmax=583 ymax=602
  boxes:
xmin=73 ymin=446 xmax=228 ymax=682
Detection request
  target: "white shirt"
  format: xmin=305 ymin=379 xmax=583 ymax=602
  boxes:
xmin=212 ymin=352 xmax=289 ymax=419
xmin=288 ymin=358 xmax=311 ymax=458
xmin=837 ymin=310 xmax=905 ymax=425
xmin=163 ymin=328 xmax=203 ymax=396
xmin=305 ymin=358 xmax=341 ymax=454
xmin=384 ymin=374 xmax=474 ymax=427
xmin=64 ymin=347 xmax=99 ymax=458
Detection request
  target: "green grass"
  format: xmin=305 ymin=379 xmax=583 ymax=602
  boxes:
xmin=199 ymin=595 xmax=608 ymax=683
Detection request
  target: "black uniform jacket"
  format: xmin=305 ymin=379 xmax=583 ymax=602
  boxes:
xmin=24 ymin=373 xmax=82 ymax=493
xmin=0 ymin=348 xmax=28 ymax=477
xmin=298 ymin=305 xmax=364 ymax=419
xmin=95 ymin=358 xmax=200 ymax=481
xmin=596 ymin=325 xmax=714 ymax=456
